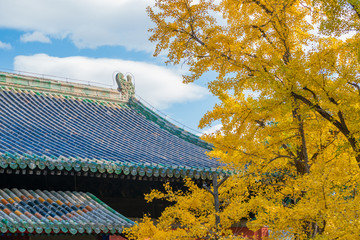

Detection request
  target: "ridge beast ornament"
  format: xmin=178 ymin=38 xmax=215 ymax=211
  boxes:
xmin=115 ymin=72 xmax=134 ymax=101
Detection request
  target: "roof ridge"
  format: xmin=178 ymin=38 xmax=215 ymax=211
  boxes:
xmin=128 ymin=98 xmax=213 ymax=150
xmin=0 ymin=71 xmax=125 ymax=104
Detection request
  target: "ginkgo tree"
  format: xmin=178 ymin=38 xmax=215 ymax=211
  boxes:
xmin=126 ymin=0 xmax=360 ymax=239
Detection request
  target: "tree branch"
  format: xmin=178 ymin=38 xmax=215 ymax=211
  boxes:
xmin=203 ymin=183 xmax=214 ymax=196
xmin=290 ymin=91 xmax=343 ymax=131
xmin=218 ymin=175 xmax=229 ymax=187
xmin=252 ymin=0 xmax=273 ymax=15
xmin=291 ymin=91 xmax=360 ymax=163
xmin=311 ymin=131 xmax=338 ymax=161
xmin=348 ymin=1 xmax=360 ymax=19
xmin=348 ymin=82 xmax=360 ymax=96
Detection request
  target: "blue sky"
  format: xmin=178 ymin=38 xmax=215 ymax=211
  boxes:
xmin=0 ymin=0 xmax=220 ymax=134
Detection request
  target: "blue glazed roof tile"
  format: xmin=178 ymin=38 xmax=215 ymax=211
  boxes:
xmin=0 ymin=188 xmax=133 ymax=234
xmin=0 ymin=79 xmax=221 ymax=179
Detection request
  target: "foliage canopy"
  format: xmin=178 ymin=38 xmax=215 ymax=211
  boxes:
xmin=126 ymin=0 xmax=360 ymax=239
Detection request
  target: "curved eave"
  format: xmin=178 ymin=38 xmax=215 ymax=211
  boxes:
xmin=0 ymin=153 xmax=225 ymax=181
xmin=0 ymin=189 xmax=134 ymax=235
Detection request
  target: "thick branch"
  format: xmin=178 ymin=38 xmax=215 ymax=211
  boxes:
xmin=291 ymin=91 xmax=343 ymax=131
xmin=292 ymin=101 xmax=310 ymax=174
xmin=291 ymin=91 xmax=360 ymax=163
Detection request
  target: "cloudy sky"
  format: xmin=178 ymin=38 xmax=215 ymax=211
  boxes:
xmin=0 ymin=0 xmax=219 ymax=133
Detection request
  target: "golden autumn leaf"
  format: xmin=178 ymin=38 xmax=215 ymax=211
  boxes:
xmin=126 ymin=1 xmax=360 ymax=239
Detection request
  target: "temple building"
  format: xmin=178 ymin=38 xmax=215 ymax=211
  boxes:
xmin=0 ymin=71 xmax=223 ymax=240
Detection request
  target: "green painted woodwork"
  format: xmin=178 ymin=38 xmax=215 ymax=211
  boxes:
xmin=0 ymin=152 xmax=219 ymax=180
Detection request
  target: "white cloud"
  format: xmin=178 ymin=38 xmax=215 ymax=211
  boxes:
xmin=20 ymin=31 xmax=51 ymax=43
xmin=0 ymin=41 xmax=11 ymax=50
xmin=202 ymin=124 xmax=222 ymax=135
xmin=13 ymin=54 xmax=208 ymax=109
xmin=0 ymin=0 xmax=154 ymax=51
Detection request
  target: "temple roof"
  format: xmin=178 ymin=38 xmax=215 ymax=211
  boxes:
xmin=0 ymin=72 xmax=221 ymax=180
xmin=0 ymin=188 xmax=133 ymax=235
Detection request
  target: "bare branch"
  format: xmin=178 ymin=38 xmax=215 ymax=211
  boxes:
xmin=203 ymin=183 xmax=214 ymax=196
xmin=218 ymin=175 xmax=230 ymax=187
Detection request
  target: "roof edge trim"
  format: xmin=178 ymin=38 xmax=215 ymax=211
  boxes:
xmin=0 ymin=153 xmax=225 ymax=181
xmin=128 ymin=98 xmax=213 ymax=150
